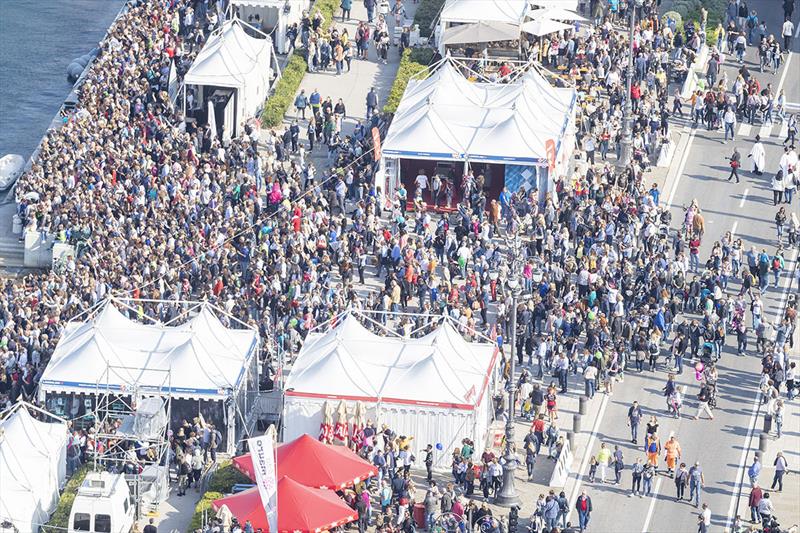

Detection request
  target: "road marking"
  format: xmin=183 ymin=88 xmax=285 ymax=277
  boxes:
xmin=641 ymin=477 xmax=663 ymax=533
xmin=566 ymin=394 xmax=610 ymax=520
xmin=666 ymin=129 xmax=698 ymax=209
xmin=779 ymin=122 xmax=789 ymax=141
xmin=795 ymin=20 xmax=800 ymax=38
xmin=724 ymin=245 xmax=799 ymax=532
xmin=739 ymin=188 xmax=749 ymax=208
xmin=776 ymin=53 xmax=794 ymax=103
xmin=786 ymin=101 xmax=800 ymax=110
xmin=758 ymin=122 xmax=772 ymax=139
xmin=738 ymin=123 xmax=752 ymax=136
xmin=731 ymin=221 xmax=738 ymax=238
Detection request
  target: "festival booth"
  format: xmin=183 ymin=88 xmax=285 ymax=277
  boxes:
xmin=437 ymin=0 xmax=528 ymax=56
xmin=381 ymin=58 xmax=577 ymax=206
xmin=282 ymin=313 xmax=500 ymax=469
xmin=0 ymin=403 xmax=68 ymax=533
xmin=183 ymin=17 xmax=275 ymax=139
xmin=212 ymin=477 xmax=357 ymax=532
xmin=231 ymin=0 xmax=309 ymax=54
xmin=38 ymin=300 xmax=260 ymax=455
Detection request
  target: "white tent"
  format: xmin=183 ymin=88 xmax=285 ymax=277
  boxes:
xmin=440 ymin=0 xmax=528 ymax=25
xmin=521 ymin=18 xmax=573 ymax=36
xmin=382 ymin=59 xmax=576 ymax=166
xmin=231 ymin=0 xmax=309 ymax=54
xmin=283 ymin=314 xmax=500 ymax=469
xmin=184 ymin=18 xmax=273 ymax=138
xmin=442 ymin=21 xmax=521 ymax=46
xmin=0 ymin=404 xmax=68 ymax=533
xmin=529 ymin=6 xmax=587 ymax=21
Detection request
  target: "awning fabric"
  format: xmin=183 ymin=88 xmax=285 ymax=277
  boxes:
xmin=212 ymin=478 xmax=357 ymax=533
xmin=232 ymin=434 xmax=378 ymax=489
xmin=382 ymin=59 xmax=576 ymax=165
xmin=39 ymin=302 xmax=258 ymax=400
xmin=441 ymin=0 xmax=528 ymax=25
xmin=0 ymin=406 xmax=68 ymax=533
xmin=521 ymin=18 xmax=573 ymax=36
xmin=442 ymin=21 xmax=520 ymax=45
xmin=529 ymin=6 xmax=588 ymax=21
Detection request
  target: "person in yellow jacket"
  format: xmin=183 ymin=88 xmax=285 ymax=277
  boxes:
xmin=664 ymin=435 xmax=682 ymax=477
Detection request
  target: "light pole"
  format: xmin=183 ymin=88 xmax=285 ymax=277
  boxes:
xmin=495 ymin=243 xmax=523 ymax=507
xmin=617 ymin=0 xmax=644 ymax=169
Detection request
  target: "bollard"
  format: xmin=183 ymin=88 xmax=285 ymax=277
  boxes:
xmin=759 ymin=433 xmax=768 ymax=454
xmin=566 ymin=430 xmax=575 ymax=449
xmin=579 ymin=395 xmax=588 ymax=415
xmin=573 ymin=414 xmax=582 ymax=433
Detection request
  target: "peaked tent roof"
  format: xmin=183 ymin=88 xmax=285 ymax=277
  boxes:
xmin=212 ymin=478 xmax=357 ymax=533
xmin=39 ymin=302 xmax=258 ymax=399
xmin=284 ymin=313 xmax=498 ymax=410
xmin=184 ymin=18 xmax=271 ymax=89
xmin=442 ymin=21 xmax=521 ymax=45
xmin=232 ymin=434 xmax=378 ymax=489
xmin=382 ymin=60 xmax=577 ymax=165
xmin=0 ymin=406 xmax=68 ymax=533
xmin=441 ymin=0 xmax=528 ymax=25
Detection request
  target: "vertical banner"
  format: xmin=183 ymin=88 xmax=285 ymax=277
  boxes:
xmin=372 ymin=127 xmax=382 ymax=161
xmin=249 ymin=427 xmax=278 ymax=532
xmin=545 ymin=139 xmax=556 ymax=173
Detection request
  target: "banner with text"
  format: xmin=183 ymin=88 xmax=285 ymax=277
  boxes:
xmin=249 ymin=428 xmax=278 ymax=533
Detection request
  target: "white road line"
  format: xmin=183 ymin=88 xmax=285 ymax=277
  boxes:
xmin=758 ymin=122 xmax=772 ymax=139
xmin=739 ymin=188 xmax=749 ymax=208
xmin=666 ymin=129 xmax=698 ymax=209
xmin=641 ymin=477 xmax=663 ymax=533
xmin=731 ymin=221 xmax=738 ymax=238
xmin=779 ymin=122 xmax=789 ymax=140
xmin=566 ymin=394 xmax=611 ymax=519
xmin=777 ymin=53 xmax=794 ymax=101
xmin=738 ymin=123 xmax=752 ymax=137
xmin=724 ymin=246 xmax=800 ymax=532
xmin=795 ymin=20 xmax=800 ymax=38
xmin=786 ymin=101 xmax=800 ymax=109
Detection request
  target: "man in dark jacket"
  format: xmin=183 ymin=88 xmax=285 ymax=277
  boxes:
xmin=575 ymin=491 xmax=593 ymax=532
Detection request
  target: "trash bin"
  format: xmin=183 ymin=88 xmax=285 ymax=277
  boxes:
xmin=11 ymin=215 xmax=22 ymax=235
xmin=413 ymin=502 xmax=426 ymax=529
xmin=763 ymin=414 xmax=772 ymax=434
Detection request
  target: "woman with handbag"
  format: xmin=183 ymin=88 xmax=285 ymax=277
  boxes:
xmin=727 ymin=147 xmax=741 ymax=183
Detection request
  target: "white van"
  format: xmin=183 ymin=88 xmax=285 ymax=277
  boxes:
xmin=68 ymin=472 xmax=134 ymax=533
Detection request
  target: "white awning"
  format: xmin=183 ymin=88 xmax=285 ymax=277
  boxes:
xmin=442 ymin=21 xmax=520 ymax=45
xmin=441 ymin=0 xmax=528 ymax=25
xmin=521 ymin=18 xmax=573 ymax=36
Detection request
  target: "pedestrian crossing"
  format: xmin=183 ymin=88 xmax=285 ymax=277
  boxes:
xmin=734 ymin=120 xmax=790 ymax=141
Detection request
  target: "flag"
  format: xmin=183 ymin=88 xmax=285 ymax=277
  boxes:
xmin=249 ymin=427 xmax=278 ymax=533
xmin=545 ymin=139 xmax=556 ymax=173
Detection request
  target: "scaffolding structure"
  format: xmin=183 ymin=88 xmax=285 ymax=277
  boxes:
xmin=91 ymin=364 xmax=172 ymax=519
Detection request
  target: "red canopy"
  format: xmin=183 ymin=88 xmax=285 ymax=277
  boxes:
xmin=212 ymin=477 xmax=357 ymax=533
xmin=232 ymin=434 xmax=377 ymax=489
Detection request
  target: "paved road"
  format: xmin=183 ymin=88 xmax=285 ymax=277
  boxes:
xmin=569 ymin=3 xmax=800 ymax=532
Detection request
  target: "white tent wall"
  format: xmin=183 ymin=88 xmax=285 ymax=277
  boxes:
xmin=0 ymin=407 xmax=68 ymax=533
xmin=231 ymin=0 xmax=309 ymax=54
xmin=283 ymin=396 xmax=490 ymax=470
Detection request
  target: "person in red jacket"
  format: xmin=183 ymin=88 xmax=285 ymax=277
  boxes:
xmin=749 ymin=483 xmax=764 ymax=524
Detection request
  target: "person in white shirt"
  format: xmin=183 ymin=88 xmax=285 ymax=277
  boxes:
xmin=414 ymin=170 xmax=428 ymax=195
xmin=748 ymin=134 xmax=766 ymax=175
xmin=782 ymin=18 xmax=795 ymax=51
xmin=723 ymin=107 xmax=737 ymax=142
xmin=698 ymin=503 xmax=712 ymax=533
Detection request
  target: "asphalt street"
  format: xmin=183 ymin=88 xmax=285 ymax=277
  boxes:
xmin=567 ymin=3 xmax=800 ymax=532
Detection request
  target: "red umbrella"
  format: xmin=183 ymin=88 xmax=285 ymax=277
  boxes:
xmin=232 ymin=434 xmax=378 ymax=490
xmin=212 ymin=477 xmax=357 ymax=533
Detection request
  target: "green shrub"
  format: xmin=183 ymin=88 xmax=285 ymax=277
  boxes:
xmin=383 ymin=48 xmax=432 ymax=113
xmin=260 ymin=0 xmax=343 ymax=127
xmin=206 ymin=460 xmax=252 ymax=494
xmin=413 ymin=0 xmax=446 ymax=37
xmin=262 ymin=52 xmax=308 ymax=127
xmin=41 ymin=466 xmax=90 ymax=533
xmin=187 ymin=491 xmax=224 ymax=533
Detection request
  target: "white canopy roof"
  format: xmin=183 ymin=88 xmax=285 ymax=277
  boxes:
xmin=184 ymin=18 xmax=272 ymax=121
xmin=40 ymin=303 xmax=258 ymax=399
xmin=382 ymin=60 xmax=577 ymax=165
xmin=521 ymin=18 xmax=573 ymax=36
xmin=441 ymin=0 xmax=528 ymax=25
xmin=529 ymin=6 xmax=588 ymax=21
xmin=284 ymin=314 xmax=498 ymax=409
xmin=442 ymin=21 xmax=521 ymax=45
xmin=0 ymin=405 xmax=68 ymax=533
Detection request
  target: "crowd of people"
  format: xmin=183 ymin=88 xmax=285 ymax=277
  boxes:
xmin=1 ymin=0 xmax=799 ymax=532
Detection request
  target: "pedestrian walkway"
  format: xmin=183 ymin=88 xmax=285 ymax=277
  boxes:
xmin=261 ymin=0 xmax=417 ymax=171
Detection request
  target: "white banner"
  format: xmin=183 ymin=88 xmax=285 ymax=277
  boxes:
xmin=249 ymin=427 xmax=278 ymax=533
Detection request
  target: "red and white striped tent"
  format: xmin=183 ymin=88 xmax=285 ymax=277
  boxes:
xmin=282 ymin=312 xmax=500 ymax=470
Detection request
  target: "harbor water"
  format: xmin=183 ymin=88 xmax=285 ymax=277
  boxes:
xmin=0 ymin=0 xmax=126 ymax=160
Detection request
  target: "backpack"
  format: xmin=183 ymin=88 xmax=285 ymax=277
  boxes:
xmin=647 ymin=439 xmax=658 ymax=453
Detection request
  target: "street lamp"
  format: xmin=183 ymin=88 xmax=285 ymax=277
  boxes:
xmin=617 ymin=0 xmax=645 ymax=169
xmin=495 ymin=256 xmax=523 ymax=507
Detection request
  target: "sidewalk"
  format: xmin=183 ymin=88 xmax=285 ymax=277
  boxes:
xmin=732 ymin=327 xmax=800 ymax=531
xmin=260 ymin=0 xmax=417 ymax=171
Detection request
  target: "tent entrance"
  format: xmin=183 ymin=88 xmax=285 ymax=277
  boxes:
xmin=399 ymin=158 xmax=505 ymax=211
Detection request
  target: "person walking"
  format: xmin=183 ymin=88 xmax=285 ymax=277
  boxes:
xmin=612 ymin=446 xmax=625 ymax=485
xmin=772 ymin=170 xmax=786 ymax=205
xmin=723 ymin=106 xmax=737 ymax=143
xmin=758 ymin=492 xmax=775 ymax=524
xmin=727 ymin=147 xmax=741 ymax=183
xmin=675 ymin=463 xmax=689 ymax=501
xmin=689 ymin=461 xmax=705 ymax=508
xmin=698 ymin=503 xmax=712 ymax=533
xmin=596 ymin=443 xmax=612 ymax=483
xmin=664 ymin=435 xmax=682 ymax=477
xmin=748 ymin=135 xmax=766 ymax=175
xmin=366 ymin=87 xmax=378 ymax=119
xmin=771 ymin=452 xmax=788 ymax=491
xmin=575 ymin=491 xmax=592 ymax=532
xmin=749 ymin=483 xmax=763 ymax=523
xmin=143 ymin=519 xmax=157 ymax=533
xmin=645 ymin=433 xmax=661 ymax=471
xmin=631 ymin=458 xmax=644 ymax=497
xmin=748 ymin=455 xmax=762 ymax=486
xmin=627 ymin=401 xmax=643 ymax=444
